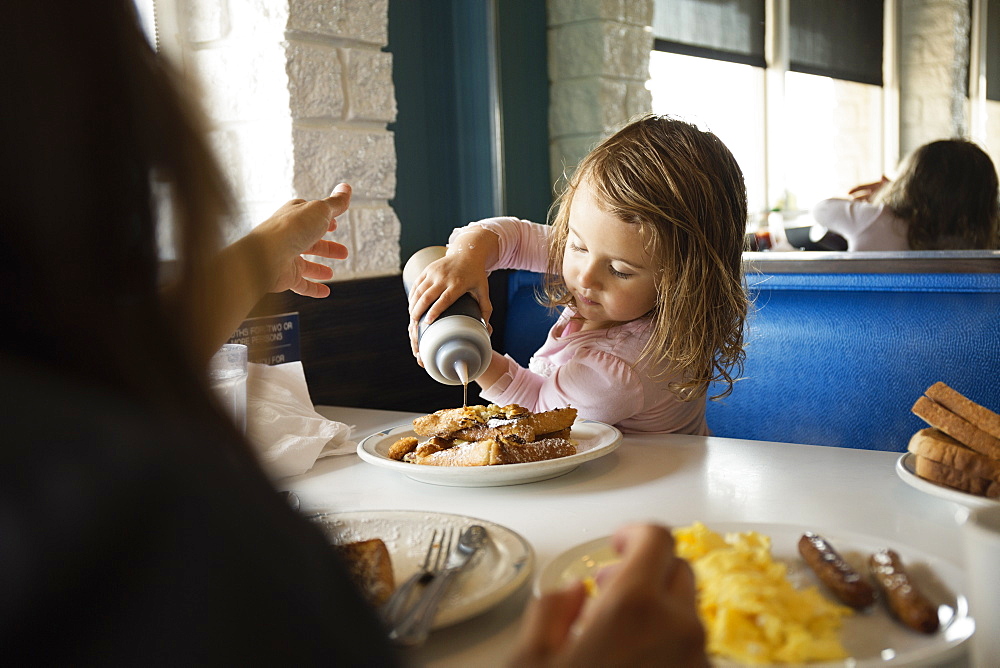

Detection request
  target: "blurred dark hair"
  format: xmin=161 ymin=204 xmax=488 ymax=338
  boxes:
xmin=0 ymin=2 xmax=234 ymax=409
xmin=876 ymin=139 xmax=1000 ymax=250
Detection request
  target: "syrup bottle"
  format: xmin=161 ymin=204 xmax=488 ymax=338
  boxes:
xmin=402 ymin=246 xmax=492 ymax=387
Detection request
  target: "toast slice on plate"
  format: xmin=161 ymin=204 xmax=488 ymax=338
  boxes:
xmin=925 ymin=381 xmax=1000 ymax=441
xmin=909 ymin=383 xmax=1000 ymax=499
xmin=912 ymin=455 xmax=1000 ymax=499
xmin=908 ymin=428 xmax=1000 ymax=482
xmin=911 ymin=395 xmax=1000 ymax=459
xmin=334 ymin=538 xmax=395 ymax=607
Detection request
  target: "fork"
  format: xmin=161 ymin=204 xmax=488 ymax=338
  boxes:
xmin=380 ymin=528 xmax=454 ymax=627
xmin=389 ymin=525 xmax=488 ymax=646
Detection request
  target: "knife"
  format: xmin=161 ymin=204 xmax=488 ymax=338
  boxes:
xmin=388 ymin=524 xmax=488 ymax=646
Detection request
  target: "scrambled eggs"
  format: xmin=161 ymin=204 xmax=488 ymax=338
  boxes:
xmin=673 ymin=522 xmax=852 ymax=665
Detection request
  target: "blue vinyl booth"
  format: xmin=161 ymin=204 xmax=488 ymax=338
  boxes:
xmin=501 ymin=252 xmax=1000 ymax=451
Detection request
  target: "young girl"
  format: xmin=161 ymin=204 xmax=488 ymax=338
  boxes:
xmin=407 ymin=115 xmax=749 ymax=434
xmin=811 ymin=139 xmax=1000 ymax=251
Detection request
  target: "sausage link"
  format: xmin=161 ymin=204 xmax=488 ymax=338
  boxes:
xmin=798 ymin=532 xmax=876 ymax=609
xmin=869 ymin=549 xmax=940 ymax=634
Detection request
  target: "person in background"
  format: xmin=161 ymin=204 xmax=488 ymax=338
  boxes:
xmin=810 ymin=139 xmax=1000 ymax=251
xmin=0 ymin=2 xmax=707 ymax=665
xmin=407 ymin=115 xmax=749 ymax=435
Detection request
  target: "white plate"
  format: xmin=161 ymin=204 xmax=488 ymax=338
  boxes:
xmin=356 ymin=419 xmax=622 ymax=487
xmin=310 ymin=510 xmax=533 ymax=630
xmin=896 ymin=453 xmax=999 ymax=508
xmin=537 ymin=522 xmax=973 ymax=667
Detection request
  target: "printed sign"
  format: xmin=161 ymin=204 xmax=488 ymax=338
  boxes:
xmin=228 ymin=312 xmax=300 ymax=365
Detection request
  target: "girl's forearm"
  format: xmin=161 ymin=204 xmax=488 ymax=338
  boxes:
xmin=447 ymin=227 xmax=501 ymax=271
xmin=475 ymin=350 xmax=509 ymax=390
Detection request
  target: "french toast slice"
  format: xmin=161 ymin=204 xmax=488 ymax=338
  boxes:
xmin=412 ymin=404 xmax=525 ymax=438
xmin=493 ymin=437 xmax=576 ymax=464
xmin=404 ymin=438 xmax=499 ymax=466
xmin=400 ymin=403 xmax=579 ymax=467
xmin=334 ymin=538 xmax=396 ymax=607
xmin=387 ymin=436 xmax=419 ymax=461
xmin=413 ymin=404 xmax=577 ymax=443
xmin=403 ymin=436 xmax=576 ymax=466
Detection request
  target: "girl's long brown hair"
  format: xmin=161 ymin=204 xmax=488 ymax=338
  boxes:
xmin=543 ymin=115 xmax=749 ymax=400
xmin=876 ymin=139 xmax=1000 ymax=250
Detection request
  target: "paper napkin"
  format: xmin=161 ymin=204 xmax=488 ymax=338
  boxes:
xmin=246 ymin=361 xmax=356 ymax=479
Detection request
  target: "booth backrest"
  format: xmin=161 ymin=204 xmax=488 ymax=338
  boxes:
xmin=504 ymin=269 xmax=559 ymax=367
xmin=504 ymin=262 xmax=1000 ymax=451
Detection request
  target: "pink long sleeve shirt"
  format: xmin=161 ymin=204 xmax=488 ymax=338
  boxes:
xmin=451 ymin=217 xmax=708 ymax=435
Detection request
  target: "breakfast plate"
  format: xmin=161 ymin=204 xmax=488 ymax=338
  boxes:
xmin=309 ymin=509 xmax=533 ymax=630
xmin=896 ymin=452 xmax=999 ymax=508
xmin=356 ymin=419 xmax=622 ymax=487
xmin=537 ymin=522 xmax=973 ymax=667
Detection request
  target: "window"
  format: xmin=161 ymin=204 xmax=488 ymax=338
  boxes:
xmin=648 ymin=52 xmax=767 ymax=218
xmin=783 ymin=74 xmax=883 ymax=210
xmin=649 ymin=0 xmax=885 ymax=239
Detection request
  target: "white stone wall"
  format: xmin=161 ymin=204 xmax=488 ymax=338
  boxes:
xmin=546 ymin=0 xmax=654 ymax=185
xmin=177 ymin=0 xmax=399 ymax=280
xmin=898 ymin=0 xmax=970 ymax=158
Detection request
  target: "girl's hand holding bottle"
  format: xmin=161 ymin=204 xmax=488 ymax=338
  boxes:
xmin=407 ymin=228 xmax=499 ymax=359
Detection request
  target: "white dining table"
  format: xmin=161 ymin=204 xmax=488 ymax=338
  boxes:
xmin=281 ymin=405 xmax=973 ymax=667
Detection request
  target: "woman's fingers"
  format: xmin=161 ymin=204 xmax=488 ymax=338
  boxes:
xmin=511 ymin=583 xmax=588 ymax=666
xmin=305 ymin=238 xmax=349 ymax=260
xmin=298 ymin=259 xmax=335 ymax=281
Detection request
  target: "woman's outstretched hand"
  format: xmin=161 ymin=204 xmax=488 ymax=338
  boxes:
xmin=253 ymin=182 xmax=352 ymax=298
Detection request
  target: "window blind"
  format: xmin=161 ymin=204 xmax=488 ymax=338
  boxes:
xmin=789 ymin=0 xmax=883 ymax=86
xmin=653 ymin=0 xmax=884 ymax=87
xmin=652 ymin=0 xmax=765 ymax=68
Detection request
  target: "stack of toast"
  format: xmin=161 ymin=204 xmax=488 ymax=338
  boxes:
xmin=388 ymin=403 xmax=578 ymax=466
xmin=909 ymin=382 xmax=1000 ymax=499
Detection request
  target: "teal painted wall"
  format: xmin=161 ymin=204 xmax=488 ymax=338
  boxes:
xmin=388 ymin=0 xmax=550 ymax=263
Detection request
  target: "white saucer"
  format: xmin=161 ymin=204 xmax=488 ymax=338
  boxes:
xmin=896 ymin=453 xmax=999 ymax=508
